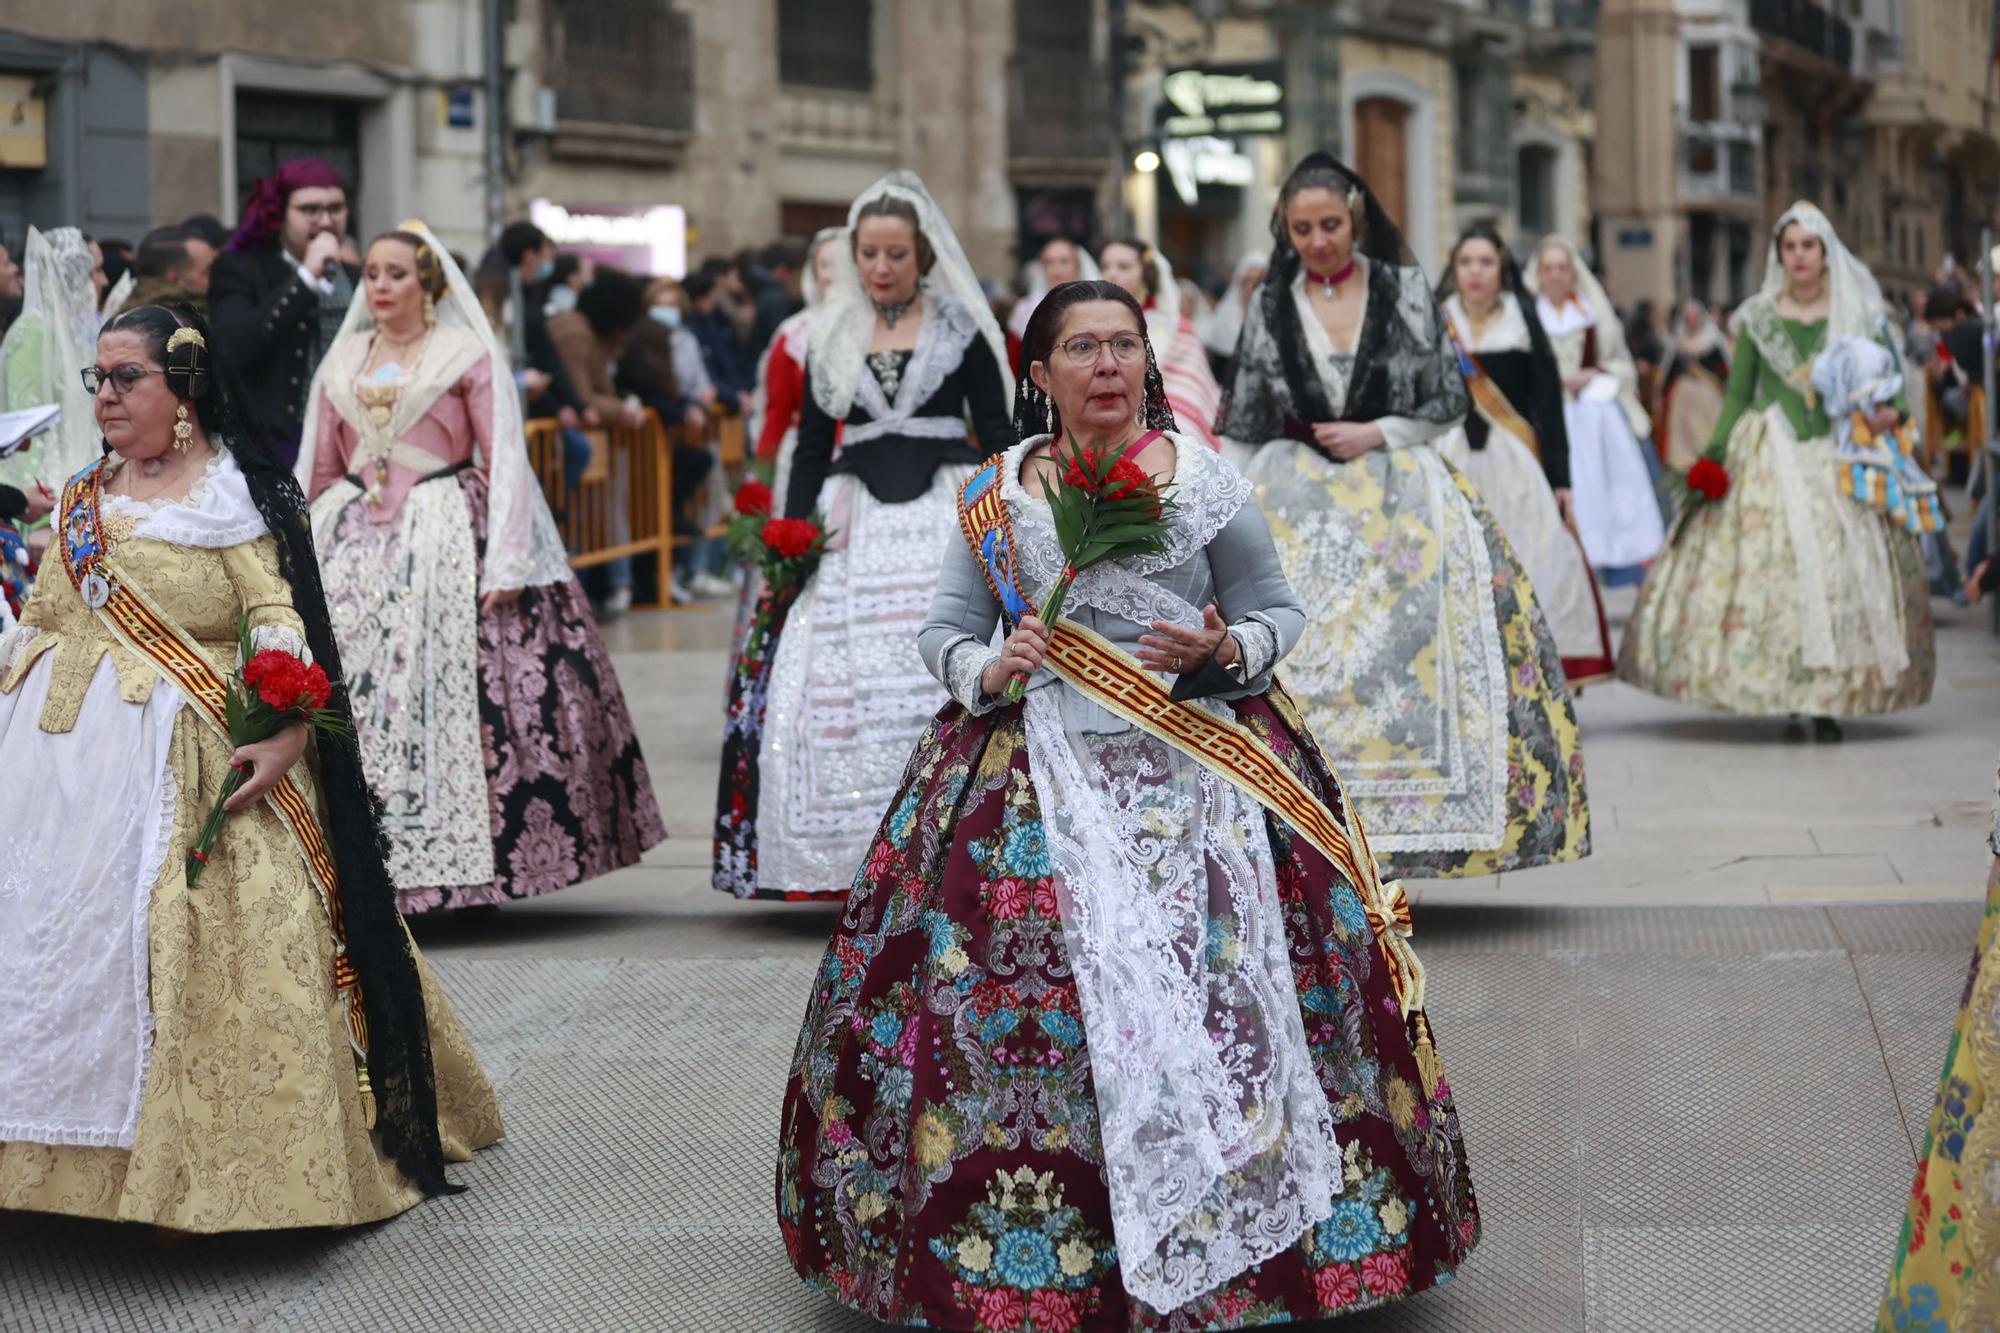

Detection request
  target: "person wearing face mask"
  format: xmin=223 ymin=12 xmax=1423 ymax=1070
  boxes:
xmin=1523 ymin=235 xmax=1668 ymax=578
xmin=1435 ymin=222 xmax=1615 ymax=688
xmin=714 ymin=171 xmax=1014 ymax=901
xmin=778 ymin=279 xmax=1477 ymax=1328
xmin=1218 ymin=153 xmax=1587 ymax=882
xmin=1098 ymin=235 xmax=1224 ymax=449
xmin=1619 ymin=203 xmax=1936 ymax=739
xmin=297 ymin=225 xmax=665 ymax=914
xmin=473 ymin=221 xmax=588 ymax=431
xmin=209 ymin=157 xmax=362 ymax=468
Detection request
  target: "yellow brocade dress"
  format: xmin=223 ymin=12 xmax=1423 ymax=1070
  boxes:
xmin=1876 ymin=769 xmax=2000 ymax=1330
xmin=0 ymin=454 xmax=501 ymax=1232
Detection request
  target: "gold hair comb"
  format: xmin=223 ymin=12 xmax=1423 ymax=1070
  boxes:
xmin=166 ymin=327 xmax=207 ymax=354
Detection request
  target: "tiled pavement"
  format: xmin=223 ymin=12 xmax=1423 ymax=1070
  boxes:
xmin=5 ymin=589 xmax=1997 ymax=1332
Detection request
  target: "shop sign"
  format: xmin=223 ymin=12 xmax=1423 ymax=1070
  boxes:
xmin=0 ymin=75 xmax=48 ymax=171
xmin=1161 ymin=136 xmax=1254 ymax=206
xmin=530 ymin=199 xmax=688 ymax=277
xmin=1158 ymin=63 xmax=1285 ymax=139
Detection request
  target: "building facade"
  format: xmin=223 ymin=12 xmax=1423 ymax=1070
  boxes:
xmin=0 ymin=2 xmax=491 ymax=257
xmin=1598 ymin=0 xmax=2000 ymax=311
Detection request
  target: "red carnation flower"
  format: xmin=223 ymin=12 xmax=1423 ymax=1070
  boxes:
xmin=1687 ymin=457 xmax=1729 ymax=501
xmin=734 ymin=480 xmax=774 ymax=516
xmin=761 ymin=516 xmax=822 ymax=560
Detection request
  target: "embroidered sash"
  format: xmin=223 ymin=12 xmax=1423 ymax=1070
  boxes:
xmin=1447 ymin=316 xmax=1541 ymax=460
xmin=59 ymin=461 xmax=374 ymax=1100
xmin=955 ymin=463 xmax=1425 ymax=1014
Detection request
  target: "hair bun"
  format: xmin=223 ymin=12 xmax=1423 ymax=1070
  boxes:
xmin=164 ymin=324 xmax=211 ymax=400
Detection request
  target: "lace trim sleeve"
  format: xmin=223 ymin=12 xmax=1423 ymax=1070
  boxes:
xmin=1230 ymin=617 xmax=1277 ymax=683
xmin=247 ymin=624 xmax=314 ymax=665
xmin=0 ymin=624 xmax=38 ymax=676
xmin=938 ymin=634 xmax=1003 ymax=714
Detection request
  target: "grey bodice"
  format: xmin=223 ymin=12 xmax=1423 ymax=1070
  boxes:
xmin=917 ymin=433 xmax=1305 ymax=714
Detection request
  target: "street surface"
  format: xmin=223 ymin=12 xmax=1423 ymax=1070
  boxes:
xmin=7 ymin=587 xmax=1996 ymax=1331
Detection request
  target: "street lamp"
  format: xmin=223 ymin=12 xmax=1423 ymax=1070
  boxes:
xmin=1134 ymin=149 xmax=1161 ymax=173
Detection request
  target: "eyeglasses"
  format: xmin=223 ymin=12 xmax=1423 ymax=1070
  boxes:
xmin=291 ymin=201 xmax=348 ymax=221
xmin=80 ymin=365 xmax=160 ymax=396
xmin=1054 ymin=334 xmax=1146 ymax=367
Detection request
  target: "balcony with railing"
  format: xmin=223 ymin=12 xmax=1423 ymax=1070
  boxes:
xmin=1680 ymin=125 xmax=1758 ymax=205
xmin=1749 ymin=0 xmax=1857 ymax=73
xmin=543 ymin=0 xmax=694 ymax=159
xmin=1008 ymin=57 xmax=1114 ymax=167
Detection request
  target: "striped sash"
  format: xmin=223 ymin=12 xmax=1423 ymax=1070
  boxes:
xmin=59 ymin=460 xmax=373 ymax=1099
xmin=1448 ymin=315 xmax=1542 ymax=461
xmin=954 ymin=462 xmax=1425 ymax=1013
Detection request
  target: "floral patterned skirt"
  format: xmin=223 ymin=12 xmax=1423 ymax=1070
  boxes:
xmin=319 ymin=470 xmax=665 ymax=914
xmin=1877 ymin=857 xmax=2000 ymax=1330
xmin=1249 ymin=442 xmax=1589 ymax=881
xmin=777 ymin=689 xmax=1479 ymax=1330
xmin=1618 ymin=408 xmax=1934 ymax=718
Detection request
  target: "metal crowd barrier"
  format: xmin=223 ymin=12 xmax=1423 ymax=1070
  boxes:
xmin=524 ymin=407 xmax=746 ymax=611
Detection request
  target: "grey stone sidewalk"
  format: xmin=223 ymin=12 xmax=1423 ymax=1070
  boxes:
xmin=1 ymin=897 xmax=1973 ymax=1332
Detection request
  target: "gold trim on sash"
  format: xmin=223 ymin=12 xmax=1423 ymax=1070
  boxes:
xmin=58 ymin=465 xmax=375 ymax=1110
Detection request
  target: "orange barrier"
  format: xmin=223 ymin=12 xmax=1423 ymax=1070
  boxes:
xmin=526 ymin=412 xmax=677 ymax=609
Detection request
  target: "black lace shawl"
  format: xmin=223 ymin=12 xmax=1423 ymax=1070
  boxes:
xmin=1216 ymin=152 xmax=1468 ymax=444
xmin=1434 ymin=242 xmax=1573 ymax=488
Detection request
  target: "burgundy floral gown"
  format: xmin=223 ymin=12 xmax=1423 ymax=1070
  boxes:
xmin=778 ymin=435 xmax=1479 ymax=1329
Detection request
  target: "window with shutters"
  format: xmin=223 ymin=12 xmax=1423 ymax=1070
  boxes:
xmin=1688 ymin=45 xmax=1720 ymax=123
xmin=544 ymin=0 xmax=693 ymax=131
xmin=779 ymin=0 xmax=875 ymax=93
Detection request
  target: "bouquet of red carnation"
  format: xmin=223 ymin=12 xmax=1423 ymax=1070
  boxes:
xmin=186 ymin=616 xmax=352 ymax=886
xmin=1686 ymin=456 xmax=1729 ymax=502
xmin=759 ymin=514 xmax=831 ymax=580
xmin=724 ymin=478 xmax=777 ymax=563
xmin=1005 ymin=431 xmax=1179 ymax=701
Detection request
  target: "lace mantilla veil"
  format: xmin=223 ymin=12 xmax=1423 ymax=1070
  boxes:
xmin=807 ymin=171 xmax=1013 ymax=422
xmin=295 ymin=221 xmax=572 ymax=594
xmin=0 ymin=226 xmax=101 ymax=486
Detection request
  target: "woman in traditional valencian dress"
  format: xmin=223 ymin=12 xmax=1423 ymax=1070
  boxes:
xmin=1619 ymin=203 xmax=1935 ymax=741
xmin=300 ymin=225 xmax=664 ymax=914
xmin=1007 ymin=235 xmax=1096 ymax=373
xmin=1877 ymin=756 xmax=2000 ymax=1329
xmin=1435 ymin=223 xmax=1615 ymax=687
xmin=779 ymin=279 xmax=1476 ymax=1329
xmin=714 ymin=172 xmax=1014 ymax=900
xmin=0 ymin=304 xmax=500 ymax=1232
xmin=1099 ymin=236 xmax=1224 ymax=449
xmin=752 ymin=226 xmax=843 ymax=499
xmin=1524 ymin=235 xmax=1667 ymax=576
xmin=1656 ymin=299 xmax=1732 ymax=473
xmin=1217 ymin=152 xmax=1587 ymax=881
xmin=0 ymin=226 xmax=102 ymax=492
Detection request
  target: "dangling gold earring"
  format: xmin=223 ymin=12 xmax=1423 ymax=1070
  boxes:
xmin=172 ymin=402 xmax=193 ymax=452
xmin=423 ymin=291 xmax=437 ymax=326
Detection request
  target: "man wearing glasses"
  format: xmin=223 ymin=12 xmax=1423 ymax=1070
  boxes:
xmin=209 ymin=156 xmax=360 ymax=466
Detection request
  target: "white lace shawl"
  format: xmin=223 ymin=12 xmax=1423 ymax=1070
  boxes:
xmin=995 ymin=431 xmax=1339 ymax=1310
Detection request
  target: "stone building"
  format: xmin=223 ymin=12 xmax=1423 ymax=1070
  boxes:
xmin=0 ymin=2 xmax=491 ymax=256
xmin=1597 ymin=0 xmax=2000 ymax=310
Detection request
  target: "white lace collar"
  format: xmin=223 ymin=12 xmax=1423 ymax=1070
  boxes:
xmin=1536 ymin=293 xmax=1596 ymax=337
xmin=100 ymin=451 xmax=268 ymax=548
xmin=1446 ymin=292 xmax=1532 ymax=354
xmin=1000 ymin=431 xmax=1251 ymax=629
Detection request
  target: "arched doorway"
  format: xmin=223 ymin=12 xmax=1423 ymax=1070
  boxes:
xmin=1353 ymin=96 xmax=1410 ymax=232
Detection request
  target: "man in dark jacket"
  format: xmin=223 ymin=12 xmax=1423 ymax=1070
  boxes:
xmin=125 ymin=225 xmax=217 ymax=318
xmin=208 ymin=156 xmax=360 ymax=465
xmin=747 ymin=240 xmax=805 ymax=360
xmin=682 ymin=269 xmax=754 ymax=413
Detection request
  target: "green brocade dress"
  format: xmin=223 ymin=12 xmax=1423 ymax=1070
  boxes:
xmin=1617 ymin=302 xmax=1933 ymax=716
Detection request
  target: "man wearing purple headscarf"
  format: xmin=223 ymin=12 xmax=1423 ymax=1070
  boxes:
xmin=208 ymin=157 xmax=361 ymax=465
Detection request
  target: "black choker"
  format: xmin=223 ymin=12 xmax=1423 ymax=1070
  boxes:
xmin=872 ymin=297 xmax=914 ymax=328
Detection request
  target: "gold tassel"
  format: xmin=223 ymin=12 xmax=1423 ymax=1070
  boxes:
xmin=356 ymin=1058 xmax=377 ymax=1129
xmin=1411 ymin=1011 xmax=1446 ymax=1098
